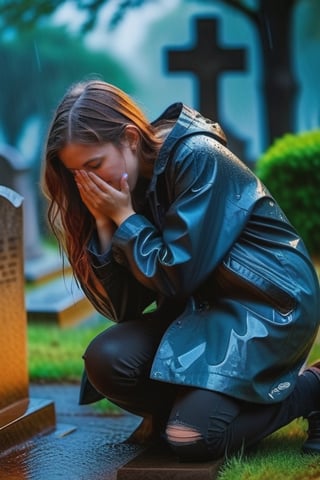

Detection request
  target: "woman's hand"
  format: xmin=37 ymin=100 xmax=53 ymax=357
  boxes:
xmin=74 ymin=169 xmax=135 ymax=227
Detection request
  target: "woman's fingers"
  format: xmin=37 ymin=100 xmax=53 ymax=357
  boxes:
xmin=75 ymin=170 xmax=102 ymax=192
xmin=73 ymin=170 xmax=132 ymax=224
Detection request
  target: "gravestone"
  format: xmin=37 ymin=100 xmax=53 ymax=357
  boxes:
xmin=166 ymin=17 xmax=249 ymax=164
xmin=0 ymin=185 xmax=56 ymax=450
xmin=0 ymin=143 xmax=63 ymax=281
xmin=0 ymin=144 xmax=43 ymax=260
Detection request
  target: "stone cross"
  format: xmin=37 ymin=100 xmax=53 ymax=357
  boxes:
xmin=0 ymin=185 xmax=56 ymax=451
xmin=166 ymin=17 xmax=248 ymax=162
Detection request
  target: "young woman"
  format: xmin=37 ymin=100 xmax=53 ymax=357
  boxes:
xmin=42 ymin=79 xmax=320 ymax=461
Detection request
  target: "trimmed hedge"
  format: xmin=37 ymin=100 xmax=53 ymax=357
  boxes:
xmin=255 ymin=130 xmax=320 ymax=258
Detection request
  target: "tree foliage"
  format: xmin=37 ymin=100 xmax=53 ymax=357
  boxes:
xmin=0 ymin=0 xmax=152 ymax=34
xmin=0 ymin=0 xmax=297 ymax=34
xmin=0 ymin=25 xmax=134 ymax=145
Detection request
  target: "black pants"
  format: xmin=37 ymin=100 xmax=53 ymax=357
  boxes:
xmin=83 ymin=318 xmax=320 ymax=461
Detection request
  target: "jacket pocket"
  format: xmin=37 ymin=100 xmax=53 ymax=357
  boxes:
xmin=217 ymin=255 xmax=296 ymax=316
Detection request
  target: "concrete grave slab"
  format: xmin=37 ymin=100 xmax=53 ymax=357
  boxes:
xmin=26 ymin=273 xmax=95 ymax=326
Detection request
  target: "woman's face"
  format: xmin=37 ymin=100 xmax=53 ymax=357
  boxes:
xmin=59 ymin=139 xmax=139 ymax=191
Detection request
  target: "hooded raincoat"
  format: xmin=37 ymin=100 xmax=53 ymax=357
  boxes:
xmin=81 ymin=103 xmax=320 ymax=405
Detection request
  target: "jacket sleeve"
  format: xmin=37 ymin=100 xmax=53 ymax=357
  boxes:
xmin=87 ymin=237 xmax=156 ymax=322
xmin=112 ymin=136 xmax=251 ymax=297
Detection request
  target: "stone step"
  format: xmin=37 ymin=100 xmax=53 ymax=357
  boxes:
xmin=117 ymin=443 xmax=222 ymax=479
xmin=0 ymin=398 xmax=56 ymax=451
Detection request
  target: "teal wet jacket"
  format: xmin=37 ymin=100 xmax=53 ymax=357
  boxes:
xmin=81 ymin=103 xmax=320 ymax=405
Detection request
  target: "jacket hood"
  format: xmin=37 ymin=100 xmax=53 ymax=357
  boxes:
xmin=152 ymin=103 xmax=227 ymax=174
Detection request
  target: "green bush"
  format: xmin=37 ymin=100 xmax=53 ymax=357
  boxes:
xmin=255 ymin=130 xmax=320 ymax=258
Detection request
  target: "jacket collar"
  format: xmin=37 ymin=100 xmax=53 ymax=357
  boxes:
xmin=152 ymin=103 xmax=227 ymax=174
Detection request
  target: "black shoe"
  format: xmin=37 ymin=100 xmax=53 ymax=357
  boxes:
xmin=302 ymin=361 xmax=320 ymax=454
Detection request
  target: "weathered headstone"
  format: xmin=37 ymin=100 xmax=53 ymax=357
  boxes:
xmin=0 ymin=185 xmax=56 ymax=450
xmin=0 ymin=144 xmax=43 ymax=260
xmin=0 ymin=144 xmax=64 ymax=282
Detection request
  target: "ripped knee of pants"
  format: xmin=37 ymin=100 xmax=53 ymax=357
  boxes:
xmin=166 ymin=422 xmax=202 ymax=443
xmin=165 ymin=421 xmax=212 ymax=461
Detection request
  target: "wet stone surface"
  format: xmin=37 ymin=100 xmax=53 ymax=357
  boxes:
xmin=0 ymin=385 xmax=143 ymax=480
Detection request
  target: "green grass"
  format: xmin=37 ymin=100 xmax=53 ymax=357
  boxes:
xmin=217 ymin=419 xmax=320 ymax=480
xmin=27 ymin=315 xmax=110 ymax=382
xmin=28 ymin=315 xmax=122 ymax=414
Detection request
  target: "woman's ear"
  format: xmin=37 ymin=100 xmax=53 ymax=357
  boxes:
xmin=123 ymin=125 xmax=139 ymax=151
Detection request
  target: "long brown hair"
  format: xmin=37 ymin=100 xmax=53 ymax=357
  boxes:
xmin=42 ymin=80 xmax=161 ymax=320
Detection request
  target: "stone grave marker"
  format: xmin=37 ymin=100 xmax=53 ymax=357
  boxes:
xmin=0 ymin=143 xmax=63 ymax=282
xmin=0 ymin=185 xmax=56 ymax=451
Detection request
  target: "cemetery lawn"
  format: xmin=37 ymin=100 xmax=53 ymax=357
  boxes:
xmin=28 ymin=315 xmax=109 ymax=383
xmin=217 ymin=419 xmax=320 ymax=480
xmin=28 ymin=315 xmax=122 ymax=415
xmin=28 ymin=317 xmax=320 ymax=480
